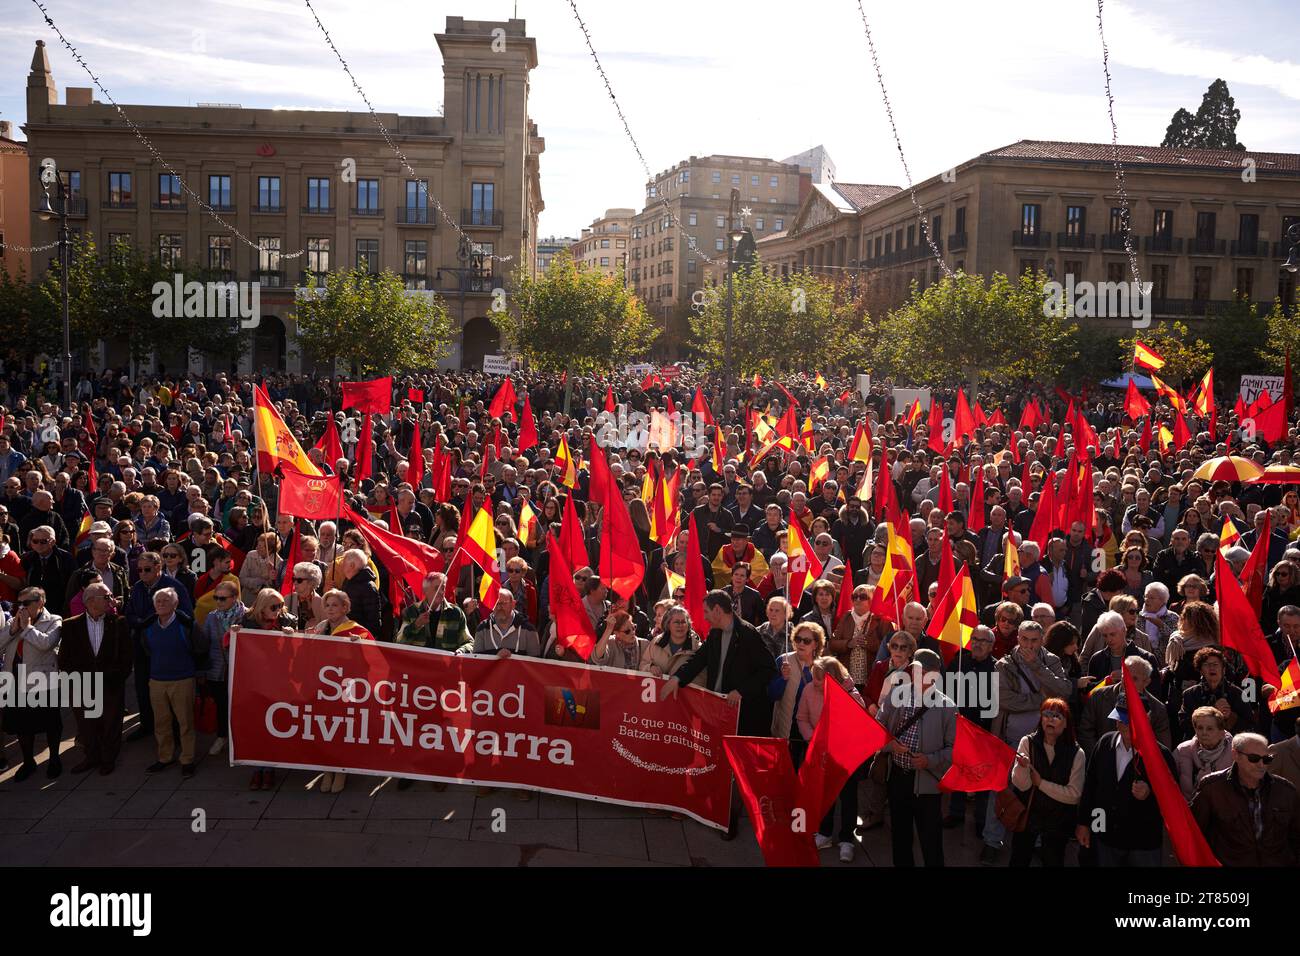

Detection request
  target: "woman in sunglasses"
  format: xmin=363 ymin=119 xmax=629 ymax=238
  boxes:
xmin=200 ymin=583 xmax=246 ymax=758
xmin=1261 ymin=560 xmax=1300 ymax=634
xmin=1008 ymin=697 xmax=1084 ymax=867
xmin=286 ymin=562 xmax=325 ymax=631
xmin=769 ymin=621 xmax=825 ymax=747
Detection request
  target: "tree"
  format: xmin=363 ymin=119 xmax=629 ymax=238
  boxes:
xmin=1262 ymin=299 xmax=1300 ymax=372
xmin=878 ymin=270 xmax=1077 ymax=391
xmin=1202 ymin=298 xmax=1279 ymax=387
xmin=1063 ymin=326 xmax=1125 ymax=390
xmin=689 ymin=263 xmax=869 ymax=378
xmin=1119 ymin=320 xmax=1213 ymax=387
xmin=497 ymin=250 xmax=658 ymax=375
xmin=293 ymin=267 xmax=454 ymax=376
xmin=0 ymin=266 xmax=60 ymax=360
xmin=1160 ymin=79 xmax=1245 ymax=150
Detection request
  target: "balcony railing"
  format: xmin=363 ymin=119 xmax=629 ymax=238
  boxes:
xmin=1274 ymin=241 xmax=1296 ymax=259
xmin=1144 ymin=235 xmax=1182 ymax=254
xmin=462 ymin=274 xmax=495 ymax=293
xmin=396 ymin=206 xmax=432 ymax=225
xmin=301 ymin=205 xmax=335 ymax=216
xmin=351 ymin=206 xmax=384 ymax=217
xmin=1230 ymin=238 xmax=1268 ymax=257
xmin=253 ymin=269 xmax=284 ymax=288
xmin=1100 ymin=232 xmax=1133 ymax=251
xmin=1188 ymin=237 xmax=1226 ymax=255
xmin=152 ymin=200 xmax=186 ymax=211
xmin=61 ymin=197 xmax=88 ymax=218
xmin=209 ymin=203 xmax=235 ymax=213
xmin=947 ymin=232 xmax=967 ymax=251
xmin=1012 ymin=230 xmax=1049 ymax=247
xmin=463 ymin=208 xmax=503 ymax=227
xmin=1151 ymin=297 xmax=1237 ymax=317
xmin=102 ymin=198 xmax=136 ymax=210
xmin=253 ymin=204 xmax=284 ymax=214
xmin=1055 ymin=232 xmax=1096 ymax=250
xmin=299 ymin=270 xmax=329 ymax=287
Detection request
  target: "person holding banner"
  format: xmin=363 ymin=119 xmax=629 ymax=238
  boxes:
xmin=638 ymin=605 xmax=702 ymax=684
xmin=395 ymin=572 xmax=469 ymax=653
xmin=312 ymin=590 xmax=374 ymax=642
xmin=472 ymin=590 xmax=540 ymax=659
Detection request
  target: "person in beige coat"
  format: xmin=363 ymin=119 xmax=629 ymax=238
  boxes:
xmin=1175 ymin=706 xmax=1234 ymax=801
xmin=638 ymin=605 xmax=703 ymax=685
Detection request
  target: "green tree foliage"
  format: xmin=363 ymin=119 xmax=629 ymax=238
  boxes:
xmin=1160 ymin=79 xmax=1245 ymax=150
xmin=689 ymin=263 xmax=868 ymax=377
xmin=1119 ymin=320 xmax=1213 ymax=387
xmin=293 ymin=267 xmax=454 ymax=376
xmin=497 ymin=250 xmax=658 ymax=374
xmin=878 ymin=270 xmax=1077 ymax=388
xmin=1063 ymin=326 xmax=1126 ymax=390
xmin=0 ymin=266 xmax=60 ymax=359
xmin=1201 ymin=298 xmax=1282 ymax=387
xmin=1262 ymin=300 xmax=1300 ymax=372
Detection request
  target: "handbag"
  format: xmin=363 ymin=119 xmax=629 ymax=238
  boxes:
xmin=867 ymin=703 xmax=927 ymax=784
xmin=994 ymin=783 xmax=1037 ymax=833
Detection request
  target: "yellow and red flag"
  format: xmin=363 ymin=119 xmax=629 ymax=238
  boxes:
xmin=786 ymin=517 xmax=824 ymax=610
xmin=808 ymin=456 xmax=830 ymax=494
xmin=1269 ymin=658 xmax=1300 ymax=713
xmin=462 ymin=502 xmax=502 ymax=608
xmin=814 ymin=373 xmax=828 ymax=390
xmin=1003 ymin=529 xmax=1021 ymax=579
xmin=1133 ymin=341 xmax=1166 ymax=371
xmin=75 ymin=513 xmax=93 ymax=548
xmin=799 ymin=415 xmax=816 ymax=453
xmin=870 ymin=512 xmax=915 ymax=624
xmin=1151 ymin=372 xmax=1187 ymax=414
xmin=253 ymin=383 xmax=321 ymax=477
xmin=711 ymin=425 xmax=726 ymax=473
xmin=1218 ymin=517 xmax=1242 ymax=553
xmin=926 ymin=564 xmax=979 ymax=654
xmin=752 ymin=373 xmax=763 ymax=389
xmin=1086 ymin=671 xmax=1120 ymax=699
xmin=554 ymin=434 xmax=579 ymax=488
xmin=848 ymin=422 xmax=872 ymax=463
xmin=518 ymin=498 xmax=541 ymax=548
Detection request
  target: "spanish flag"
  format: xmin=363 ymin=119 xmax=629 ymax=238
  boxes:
xmin=847 ymin=422 xmax=871 ymax=463
xmin=1003 ymin=530 xmax=1021 ymax=579
xmin=75 ymin=513 xmax=93 ymax=548
xmin=808 ymin=456 xmax=830 ymax=494
xmin=711 ymin=425 xmax=726 ymax=473
xmin=800 ymin=416 xmax=816 ymax=453
xmin=786 ymin=517 xmax=823 ymax=610
xmin=1219 ymin=517 xmax=1242 ymax=552
xmin=1151 ymin=373 xmax=1187 ymax=414
xmin=554 ymin=434 xmax=579 ymax=488
xmin=519 ymin=498 xmax=541 ymax=548
xmin=752 ymin=373 xmax=763 ymax=389
xmin=462 ymin=502 xmax=502 ymax=608
xmin=926 ymin=564 xmax=979 ymax=655
xmin=1268 ymin=658 xmax=1300 ymax=713
xmin=814 ymin=373 xmax=828 ymax=390
xmin=870 ymin=513 xmax=915 ymax=624
xmin=1086 ymin=671 xmax=1120 ymax=699
xmin=253 ymin=384 xmax=321 ymax=477
xmin=1133 ymin=341 xmax=1166 ymax=371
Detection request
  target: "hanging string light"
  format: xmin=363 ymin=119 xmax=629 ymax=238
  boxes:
xmin=1096 ymin=0 xmax=1143 ymax=288
xmin=565 ymin=0 xmax=717 ymax=265
xmin=300 ymin=0 xmax=513 ymax=263
xmin=28 ymin=0 xmax=308 ymax=260
xmin=853 ymin=0 xmax=953 ymax=280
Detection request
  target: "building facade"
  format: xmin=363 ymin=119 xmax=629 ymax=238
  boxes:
xmin=536 ymin=235 xmax=577 ymax=275
xmin=0 ymin=121 xmax=32 ymax=280
xmin=569 ymin=207 xmax=633 ymax=277
xmin=629 ymin=153 xmax=809 ymax=353
xmin=22 ymin=16 xmax=544 ymax=375
xmin=758 ymin=140 xmax=1300 ymax=323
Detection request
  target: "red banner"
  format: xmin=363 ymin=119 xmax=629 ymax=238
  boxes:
xmin=229 ymin=631 xmax=738 ymax=828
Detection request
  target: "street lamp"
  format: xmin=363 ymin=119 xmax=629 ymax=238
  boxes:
xmin=1282 ymin=222 xmax=1300 ymax=274
xmin=35 ymin=160 xmax=73 ymax=412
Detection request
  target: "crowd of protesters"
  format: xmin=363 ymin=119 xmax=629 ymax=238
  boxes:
xmin=0 ymin=363 xmax=1297 ymax=867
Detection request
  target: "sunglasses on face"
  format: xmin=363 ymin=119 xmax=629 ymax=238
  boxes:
xmin=793 ymin=636 xmax=815 ymax=646
xmin=292 ymin=577 xmax=309 ymax=584
xmin=888 ymin=642 xmax=909 ymax=651
xmin=268 ymin=603 xmax=285 ymax=613
xmin=1239 ymin=752 xmax=1274 ymax=765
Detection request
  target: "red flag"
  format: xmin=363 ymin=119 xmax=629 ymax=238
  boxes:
xmin=559 ymin=492 xmax=589 ymax=573
xmin=279 ymin=468 xmax=344 ymax=520
xmin=442 ymin=496 xmax=476 ymax=590
xmin=796 ymin=677 xmax=887 ymax=825
xmin=934 ymin=533 xmax=956 ymax=611
xmin=968 ymin=463 xmax=985 ymax=533
xmin=341 ymin=377 xmax=392 ymax=414
xmin=775 ymin=381 xmax=801 ymax=408
xmin=1251 ymin=398 xmax=1288 ymax=444
xmin=987 ymin=408 xmax=1007 ymax=428
xmin=1173 ymin=411 xmax=1192 ymax=450
xmin=1138 ymin=414 xmax=1153 ymax=454
xmin=664 ymin=392 xmax=677 ymax=418
xmin=691 ymin=387 xmax=716 ymax=426
xmin=1240 ymin=511 xmax=1271 ymax=616
xmin=487 ymin=376 xmax=517 ymax=419
xmin=873 ymin=445 xmax=898 ymax=521
xmin=953 ymin=390 xmax=976 ymax=447
xmin=1028 ymin=468 xmax=1057 ymax=553
xmin=937 ymin=462 xmax=953 ymax=516
xmin=940 ymin=714 xmax=1017 ymax=792
xmin=407 ymin=388 xmax=424 ymax=404
xmin=279 ymin=520 xmax=302 ymax=597
xmin=640 ymin=371 xmax=658 ymax=392
xmin=684 ymin=512 xmax=709 ymax=638
xmin=222 ymin=413 xmax=233 ymax=445
xmin=588 ymin=438 xmax=646 ymax=600
xmin=345 ymin=505 xmax=439 ymax=610
xmin=1018 ymin=400 xmax=1038 ymax=431
xmin=604 ymin=385 xmax=616 ymax=414
xmin=1214 ymin=551 xmax=1284 ymax=689
xmin=545 ymin=531 xmax=596 ymax=660
xmin=973 ymin=401 xmax=988 ymax=429
xmin=406 ymin=419 xmax=423 ymax=489
xmin=1121 ymin=663 xmax=1220 ymax=866
xmin=517 ymin=395 xmax=538 ymax=453
xmin=313 ymin=415 xmax=343 ymax=470
xmin=834 ymin=555 xmax=854 ymax=625
xmin=723 ymin=737 xmax=819 ymax=867
xmin=431 ymin=437 xmax=452 ymax=502
xmin=354 ymin=413 xmax=374 ymax=485
xmin=927 ymin=400 xmax=946 ymax=454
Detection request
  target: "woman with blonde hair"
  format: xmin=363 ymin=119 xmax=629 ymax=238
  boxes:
xmin=228 ymin=588 xmax=297 ymax=791
xmin=239 ymin=530 xmax=283 ymax=595
xmin=1174 ymin=706 xmax=1233 ymax=801
xmin=769 ymin=621 xmax=825 ymax=744
xmin=639 ymin=604 xmax=702 ymax=683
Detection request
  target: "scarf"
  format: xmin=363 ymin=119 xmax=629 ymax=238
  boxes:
xmin=1193 ymin=734 xmax=1230 ymax=778
xmin=1139 ymin=607 xmax=1168 ymax=646
xmin=848 ymin=609 xmax=872 ymax=687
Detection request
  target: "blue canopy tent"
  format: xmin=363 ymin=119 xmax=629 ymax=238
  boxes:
xmin=1100 ymin=372 xmax=1154 ymax=390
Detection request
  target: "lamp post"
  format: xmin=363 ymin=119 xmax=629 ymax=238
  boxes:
xmin=35 ymin=160 xmax=72 ymax=412
xmin=1283 ymin=222 xmax=1300 ymax=275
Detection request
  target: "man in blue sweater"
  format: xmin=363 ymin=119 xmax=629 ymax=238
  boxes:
xmin=144 ymin=587 xmax=204 ymax=777
xmin=125 ymin=552 xmax=193 ymax=742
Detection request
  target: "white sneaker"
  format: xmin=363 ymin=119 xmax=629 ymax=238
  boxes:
xmin=838 ymin=841 xmax=855 ymax=863
xmin=814 ymin=834 xmax=834 ymax=851
xmin=208 ymin=738 xmax=227 ymax=757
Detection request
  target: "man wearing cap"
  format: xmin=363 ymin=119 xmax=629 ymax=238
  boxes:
xmin=1191 ymin=732 xmax=1300 ymax=866
xmin=1075 ymin=702 xmax=1177 ymax=866
xmin=876 ymin=648 xmax=956 ymax=867
xmin=712 ymin=526 xmax=767 ymax=588
xmin=1078 ymin=655 xmax=1172 ymax=756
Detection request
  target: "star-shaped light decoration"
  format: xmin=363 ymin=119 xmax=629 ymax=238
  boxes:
xmin=740 ymin=206 xmax=753 ymax=221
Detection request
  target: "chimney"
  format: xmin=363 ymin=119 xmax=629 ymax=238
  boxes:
xmin=0 ymin=121 xmax=11 ymax=139
xmin=66 ymin=87 xmax=93 ymax=107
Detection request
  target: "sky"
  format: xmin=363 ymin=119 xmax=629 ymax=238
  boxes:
xmin=2 ymin=0 xmax=1299 ymax=241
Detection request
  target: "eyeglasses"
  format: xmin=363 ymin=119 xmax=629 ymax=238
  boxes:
xmin=793 ymin=636 xmax=815 ymax=645
xmin=507 ymin=569 xmax=524 ymax=575
xmin=853 ymin=594 xmax=870 ymax=602
xmin=17 ymin=598 xmax=40 ymax=606
xmin=268 ymin=603 xmax=285 ymax=612
xmin=888 ymin=642 xmax=909 ymax=651
xmin=292 ymin=577 xmax=309 ymax=583
xmin=1239 ymin=752 xmax=1274 ymax=765
xmin=1042 ymin=710 xmax=1067 ymax=721
xmin=30 ymin=537 xmax=52 ymax=545
xmin=215 ymin=594 xmax=234 ymax=602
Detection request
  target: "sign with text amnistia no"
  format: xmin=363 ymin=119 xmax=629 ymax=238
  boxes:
xmin=228 ymin=630 xmax=737 ymax=828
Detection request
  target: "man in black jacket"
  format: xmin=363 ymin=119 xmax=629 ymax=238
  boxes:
xmin=660 ymin=591 xmax=777 ymax=736
xmin=1151 ymin=529 xmax=1199 ymax=594
xmin=1190 ymin=732 xmax=1300 ymax=866
xmin=1076 ymin=707 xmax=1177 ymax=866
